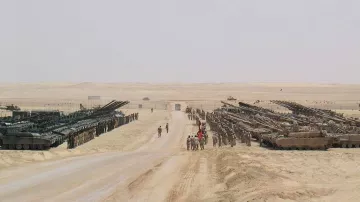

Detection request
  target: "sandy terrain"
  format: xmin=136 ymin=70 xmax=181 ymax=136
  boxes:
xmin=1 ymin=83 xmax=360 ymax=201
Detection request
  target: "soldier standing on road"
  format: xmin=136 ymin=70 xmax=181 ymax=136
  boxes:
xmin=158 ymin=126 xmax=162 ymax=138
xmin=204 ymin=131 xmax=208 ymax=145
xmin=194 ymin=136 xmax=200 ymax=150
xmin=197 ymin=129 xmax=203 ymax=141
xmin=186 ymin=135 xmax=191 ymax=151
xmin=200 ymin=136 xmax=205 ymax=150
xmin=166 ymin=123 xmax=169 ymax=133
xmin=151 ymin=108 xmax=153 ymax=113
xmin=135 ymin=113 xmax=138 ymax=120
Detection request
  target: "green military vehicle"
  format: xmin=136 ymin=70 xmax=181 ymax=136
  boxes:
xmin=0 ymin=132 xmax=55 ymax=150
xmin=0 ymin=121 xmax=64 ymax=150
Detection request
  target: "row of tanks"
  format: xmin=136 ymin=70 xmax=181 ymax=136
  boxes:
xmin=0 ymin=100 xmax=139 ymax=150
xmin=204 ymin=100 xmax=360 ymax=150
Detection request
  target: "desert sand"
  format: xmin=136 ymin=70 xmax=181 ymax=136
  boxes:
xmin=1 ymin=83 xmax=360 ymax=202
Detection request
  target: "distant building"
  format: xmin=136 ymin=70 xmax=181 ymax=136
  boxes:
xmin=88 ymin=96 xmax=101 ymax=100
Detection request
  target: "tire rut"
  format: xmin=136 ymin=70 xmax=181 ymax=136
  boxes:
xmin=166 ymin=154 xmax=200 ymax=202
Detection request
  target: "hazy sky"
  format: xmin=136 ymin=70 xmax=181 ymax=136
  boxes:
xmin=1 ymin=0 xmax=359 ymax=83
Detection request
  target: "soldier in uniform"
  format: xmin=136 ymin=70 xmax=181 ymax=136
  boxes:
xmin=67 ymin=134 xmax=74 ymax=149
xmin=158 ymin=126 xmax=162 ymax=138
xmin=204 ymin=130 xmax=208 ymax=145
xmin=186 ymin=135 xmax=191 ymax=150
xmin=241 ymin=130 xmax=246 ymax=143
xmin=194 ymin=136 xmax=199 ymax=150
xmin=218 ymin=134 xmax=222 ymax=147
xmin=246 ymin=131 xmax=252 ymax=146
xmin=199 ymin=136 xmax=205 ymax=150
xmin=220 ymin=125 xmax=228 ymax=145
xmin=166 ymin=123 xmax=169 ymax=133
xmin=212 ymin=134 xmax=218 ymax=147
xmin=191 ymin=136 xmax=195 ymax=150
xmin=244 ymin=131 xmax=248 ymax=145
xmin=230 ymin=134 xmax=236 ymax=147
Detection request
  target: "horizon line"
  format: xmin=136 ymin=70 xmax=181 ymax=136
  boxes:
xmin=0 ymin=81 xmax=359 ymax=85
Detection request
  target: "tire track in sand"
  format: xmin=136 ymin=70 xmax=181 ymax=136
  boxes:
xmin=166 ymin=154 xmax=199 ymax=202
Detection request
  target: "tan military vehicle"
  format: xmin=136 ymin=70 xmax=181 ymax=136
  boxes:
xmin=261 ymin=131 xmax=333 ymax=150
xmin=330 ymin=134 xmax=360 ymax=148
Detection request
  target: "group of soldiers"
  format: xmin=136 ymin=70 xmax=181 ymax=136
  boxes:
xmin=187 ymin=113 xmax=197 ymax=120
xmin=68 ymin=112 xmax=139 ymax=149
xmin=206 ymin=112 xmax=252 ymax=147
xmin=186 ymin=120 xmax=209 ymax=151
xmin=185 ymin=107 xmax=253 ymax=150
xmin=186 ymin=134 xmax=206 ymax=150
xmin=157 ymin=123 xmax=169 ymax=137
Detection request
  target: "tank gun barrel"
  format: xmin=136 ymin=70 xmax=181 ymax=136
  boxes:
xmin=90 ymin=100 xmax=129 ymax=117
xmin=221 ymin=101 xmax=307 ymax=125
xmin=218 ymin=110 xmax=282 ymax=133
xmin=271 ymin=100 xmax=347 ymax=123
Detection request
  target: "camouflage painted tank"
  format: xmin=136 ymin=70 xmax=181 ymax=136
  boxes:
xmin=260 ymin=131 xmax=333 ymax=150
xmin=0 ymin=132 xmax=60 ymax=150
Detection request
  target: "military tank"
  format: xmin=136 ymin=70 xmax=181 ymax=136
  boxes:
xmin=0 ymin=104 xmax=21 ymax=111
xmin=260 ymin=131 xmax=333 ymax=150
xmin=0 ymin=100 xmax=132 ymax=150
xmin=329 ymin=133 xmax=360 ymax=148
xmin=0 ymin=132 xmax=59 ymax=150
xmin=227 ymin=96 xmax=237 ymax=101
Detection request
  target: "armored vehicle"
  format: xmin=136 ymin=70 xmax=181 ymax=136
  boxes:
xmin=329 ymin=133 xmax=360 ymax=148
xmin=0 ymin=100 xmax=133 ymax=150
xmin=0 ymin=104 xmax=21 ymax=111
xmin=0 ymin=132 xmax=55 ymax=150
xmin=227 ymin=96 xmax=237 ymax=101
xmin=261 ymin=131 xmax=333 ymax=150
xmin=12 ymin=111 xmax=31 ymax=119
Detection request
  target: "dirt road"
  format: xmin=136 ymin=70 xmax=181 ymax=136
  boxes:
xmin=0 ymin=110 xmax=191 ymax=202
